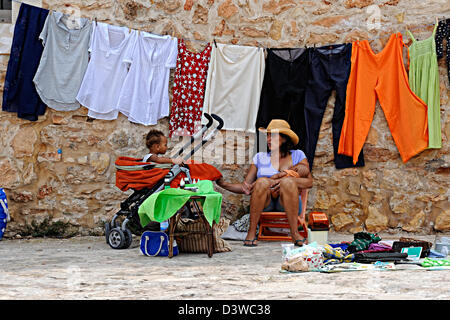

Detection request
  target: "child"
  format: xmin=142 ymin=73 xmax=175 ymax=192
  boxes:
xmin=143 ymin=129 xmax=184 ymax=165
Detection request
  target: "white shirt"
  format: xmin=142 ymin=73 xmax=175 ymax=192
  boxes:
xmin=117 ymin=32 xmax=178 ymax=125
xmin=76 ymin=22 xmax=137 ymax=120
xmin=34 ymin=12 xmax=92 ymax=111
xmin=202 ymin=43 xmax=265 ymax=132
xmin=142 ymin=153 xmax=153 ymax=162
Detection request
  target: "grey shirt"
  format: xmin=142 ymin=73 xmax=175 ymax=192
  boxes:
xmin=33 ymin=11 xmax=92 ymax=111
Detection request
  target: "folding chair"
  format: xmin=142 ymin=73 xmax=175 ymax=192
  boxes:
xmin=257 ymin=189 xmax=309 ymax=241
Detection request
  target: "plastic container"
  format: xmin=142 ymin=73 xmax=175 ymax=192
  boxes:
xmin=160 ymin=220 xmax=169 ymax=231
xmin=434 ymin=236 xmax=450 ymax=256
xmin=307 ymin=228 xmax=328 ymax=245
xmin=0 ymin=188 xmax=9 ymax=240
xmin=164 ymin=178 xmax=170 ymax=190
xmin=281 ymin=243 xmax=294 ymax=262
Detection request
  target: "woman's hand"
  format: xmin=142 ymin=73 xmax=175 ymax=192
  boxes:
xmin=270 ymin=171 xmax=287 ymax=180
xmin=242 ymin=181 xmax=254 ymax=195
xmin=266 ymin=177 xmax=281 ymax=198
xmin=289 ymin=161 xmax=310 ymax=178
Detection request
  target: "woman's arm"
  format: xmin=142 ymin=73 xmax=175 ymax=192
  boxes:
xmin=216 ymin=178 xmax=246 ymax=194
xmin=291 ymin=159 xmax=310 ymax=178
xmin=216 ymin=164 xmax=258 ymax=195
xmin=289 ymin=159 xmax=313 ymax=189
xmin=270 ymin=158 xmax=313 ymax=194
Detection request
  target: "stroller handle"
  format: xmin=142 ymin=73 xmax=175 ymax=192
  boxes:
xmin=175 ymin=113 xmax=221 ymax=158
xmin=210 ymin=114 xmax=224 ymax=130
xmin=203 ymin=113 xmax=214 ymax=129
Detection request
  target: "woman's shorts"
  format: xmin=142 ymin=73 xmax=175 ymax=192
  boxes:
xmin=263 ymin=197 xmax=302 ymax=215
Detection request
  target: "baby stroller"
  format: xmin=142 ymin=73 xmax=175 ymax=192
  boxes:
xmin=105 ymin=113 xmax=224 ymax=249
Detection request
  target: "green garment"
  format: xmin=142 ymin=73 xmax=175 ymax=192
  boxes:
xmin=407 ymin=23 xmax=442 ymax=149
xmin=347 ymin=232 xmax=381 ymax=253
xmin=421 ymin=258 xmax=450 ymax=268
xmin=137 ymin=180 xmax=222 ymax=228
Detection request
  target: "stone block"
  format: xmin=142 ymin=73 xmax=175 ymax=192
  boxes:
xmin=218 ymin=0 xmax=239 ymax=19
xmin=330 ymin=212 xmax=354 ymax=231
xmin=344 ymin=0 xmax=374 ymax=9
xmin=0 ymin=158 xmax=21 ymax=189
xmin=89 ymin=152 xmax=111 ymax=174
xmin=434 ymin=209 xmax=450 ymax=231
xmin=11 ymin=127 xmax=37 ymax=158
xmin=365 ymin=205 xmax=388 ymax=232
xmin=402 ymin=210 xmax=426 ymax=232
xmin=192 ymin=4 xmax=209 ymax=24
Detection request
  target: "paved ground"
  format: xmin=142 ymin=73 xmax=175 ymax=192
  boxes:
xmin=0 ymin=232 xmax=449 ymax=300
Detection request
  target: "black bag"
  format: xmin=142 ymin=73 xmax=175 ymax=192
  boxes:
xmin=353 ymin=252 xmax=408 ymax=264
xmin=392 ymin=237 xmax=432 ymax=258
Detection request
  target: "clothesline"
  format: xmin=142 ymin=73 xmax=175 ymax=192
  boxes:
xmin=9 ymin=0 xmax=449 ymax=49
xmin=3 ymin=1 xmax=447 ymax=165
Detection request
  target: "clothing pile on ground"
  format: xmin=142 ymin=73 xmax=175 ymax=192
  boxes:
xmin=281 ymin=233 xmax=450 ymax=273
xmin=3 ymin=3 xmax=448 ymax=172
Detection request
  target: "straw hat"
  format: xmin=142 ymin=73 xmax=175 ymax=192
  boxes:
xmin=258 ymin=119 xmax=299 ymax=146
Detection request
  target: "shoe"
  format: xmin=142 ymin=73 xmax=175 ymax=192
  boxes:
xmin=294 ymin=238 xmax=307 ymax=247
xmin=243 ymin=238 xmax=258 ymax=247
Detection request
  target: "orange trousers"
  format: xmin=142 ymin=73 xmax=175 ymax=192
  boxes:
xmin=338 ymin=33 xmax=428 ymax=164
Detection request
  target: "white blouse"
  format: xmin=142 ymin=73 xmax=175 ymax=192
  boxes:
xmin=202 ymin=43 xmax=265 ymax=132
xmin=34 ymin=12 xmax=92 ymax=111
xmin=76 ymin=22 xmax=138 ymax=120
xmin=117 ymin=32 xmax=178 ymax=125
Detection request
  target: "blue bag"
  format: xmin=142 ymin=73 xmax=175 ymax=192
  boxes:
xmin=140 ymin=231 xmax=178 ymax=257
xmin=0 ymin=188 xmax=10 ymax=240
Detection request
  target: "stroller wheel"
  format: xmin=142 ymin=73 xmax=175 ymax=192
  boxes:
xmin=122 ymin=228 xmax=133 ymax=249
xmin=108 ymin=227 xmax=125 ymax=249
xmin=105 ymin=222 xmax=111 ymax=244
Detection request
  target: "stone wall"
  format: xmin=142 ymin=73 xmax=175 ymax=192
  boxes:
xmin=0 ymin=0 xmax=449 ymax=237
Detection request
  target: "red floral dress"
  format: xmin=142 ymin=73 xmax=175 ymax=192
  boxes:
xmin=169 ymin=39 xmax=212 ymax=137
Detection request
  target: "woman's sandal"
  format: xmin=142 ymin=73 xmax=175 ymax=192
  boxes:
xmin=243 ymin=238 xmax=258 ymax=247
xmin=294 ymin=238 xmax=307 ymax=247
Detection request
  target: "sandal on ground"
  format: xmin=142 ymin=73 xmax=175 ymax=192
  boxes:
xmin=243 ymin=238 xmax=258 ymax=247
xmin=294 ymin=238 xmax=307 ymax=247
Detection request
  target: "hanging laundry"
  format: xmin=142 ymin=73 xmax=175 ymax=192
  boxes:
xmin=2 ymin=3 xmax=48 ymax=121
xmin=33 ymin=11 xmax=92 ymax=111
xmin=435 ymin=18 xmax=450 ymax=82
xmin=117 ymin=32 xmax=178 ymax=126
xmin=256 ymin=48 xmax=309 ymax=153
xmin=304 ymin=44 xmax=365 ymax=170
xmin=169 ymin=39 xmax=212 ymax=137
xmin=338 ymin=33 xmax=429 ymax=164
xmin=203 ymin=43 xmax=265 ymax=132
xmin=76 ymin=22 xmax=138 ymax=120
xmin=407 ymin=22 xmax=442 ymax=149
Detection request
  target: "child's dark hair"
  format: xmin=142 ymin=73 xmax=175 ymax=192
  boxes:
xmin=146 ymin=129 xmax=164 ymax=149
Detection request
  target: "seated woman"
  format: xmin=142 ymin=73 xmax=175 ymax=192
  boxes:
xmin=217 ymin=119 xmax=313 ymax=247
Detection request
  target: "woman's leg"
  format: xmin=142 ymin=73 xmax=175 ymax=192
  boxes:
xmin=278 ymin=177 xmax=305 ymax=243
xmin=245 ymin=178 xmax=272 ymax=244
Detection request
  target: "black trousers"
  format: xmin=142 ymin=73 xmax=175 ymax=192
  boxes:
xmin=304 ymin=43 xmax=365 ymax=170
xmin=256 ymin=48 xmax=310 ymax=152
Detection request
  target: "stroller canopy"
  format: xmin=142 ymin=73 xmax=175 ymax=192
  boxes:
xmin=115 ymin=157 xmax=223 ymax=191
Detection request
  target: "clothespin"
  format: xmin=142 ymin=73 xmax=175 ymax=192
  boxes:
xmin=49 ymin=10 xmax=52 ymax=16
xmin=94 ymin=17 xmax=98 ymax=26
xmin=213 ymin=39 xmax=217 ymax=48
